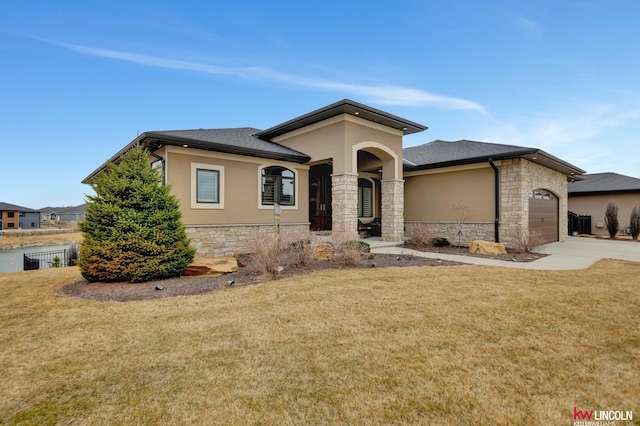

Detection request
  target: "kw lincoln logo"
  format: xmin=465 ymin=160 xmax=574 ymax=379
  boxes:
xmin=574 ymin=406 xmax=633 ymax=425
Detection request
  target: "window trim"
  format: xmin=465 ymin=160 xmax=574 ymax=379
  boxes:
xmin=196 ymin=168 xmax=220 ymax=204
xmin=191 ymin=163 xmax=225 ymax=209
xmin=258 ymin=164 xmax=299 ymax=210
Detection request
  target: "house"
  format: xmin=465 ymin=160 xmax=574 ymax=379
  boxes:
xmin=83 ymin=99 xmax=584 ymax=256
xmin=40 ymin=204 xmax=87 ymax=224
xmin=0 ymin=202 xmax=41 ymax=230
xmin=568 ymin=172 xmax=640 ymax=235
xmin=403 ymin=139 xmax=584 ymax=245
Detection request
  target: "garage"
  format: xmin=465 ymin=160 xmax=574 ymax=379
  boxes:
xmin=529 ymin=189 xmax=559 ymax=244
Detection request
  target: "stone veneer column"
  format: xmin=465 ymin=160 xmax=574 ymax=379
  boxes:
xmin=381 ymin=179 xmax=404 ymax=242
xmin=331 ymin=173 xmax=359 ymax=242
xmin=498 ymin=159 xmax=525 ymax=246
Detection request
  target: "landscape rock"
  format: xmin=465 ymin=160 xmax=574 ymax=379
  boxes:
xmin=313 ymin=242 xmax=334 ymax=261
xmin=181 ymin=256 xmax=239 ymax=277
xmin=469 ymin=240 xmax=507 ymax=255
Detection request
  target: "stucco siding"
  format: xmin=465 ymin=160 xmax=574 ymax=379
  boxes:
xmin=166 ymin=147 xmax=309 ymax=226
xmin=569 ymin=193 xmax=640 ymax=234
xmin=404 ymin=167 xmax=495 ymax=222
xmin=274 ymin=114 xmax=403 ymax=177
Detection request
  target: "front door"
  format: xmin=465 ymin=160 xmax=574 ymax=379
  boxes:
xmin=309 ymin=163 xmax=332 ymax=230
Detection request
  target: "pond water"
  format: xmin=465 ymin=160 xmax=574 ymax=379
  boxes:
xmin=0 ymin=245 xmax=74 ymax=273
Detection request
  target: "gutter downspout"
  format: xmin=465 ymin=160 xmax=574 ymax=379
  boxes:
xmin=488 ymin=158 xmax=500 ymax=243
xmin=149 ymin=151 xmax=166 ymax=186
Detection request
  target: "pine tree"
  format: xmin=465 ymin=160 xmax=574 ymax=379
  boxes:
xmin=79 ymin=144 xmax=195 ymax=282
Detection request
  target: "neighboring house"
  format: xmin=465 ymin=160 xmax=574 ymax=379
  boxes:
xmin=41 ymin=204 xmax=87 ymax=223
xmin=83 ymin=99 xmax=584 ymax=256
xmin=0 ymin=202 xmax=41 ymax=230
xmin=568 ymin=172 xmax=640 ymax=235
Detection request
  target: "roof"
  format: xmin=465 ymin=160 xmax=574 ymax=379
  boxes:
xmin=0 ymin=202 xmax=38 ymax=212
xmin=568 ymin=172 xmax=640 ymax=195
xmin=255 ymin=99 xmax=428 ymax=140
xmin=83 ymin=127 xmax=311 ymax=183
xmin=403 ymin=139 xmax=585 ymax=176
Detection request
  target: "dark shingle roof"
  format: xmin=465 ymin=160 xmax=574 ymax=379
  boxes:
xmin=568 ymin=172 xmax=640 ymax=194
xmin=256 ymin=99 xmax=428 ymax=140
xmin=0 ymin=202 xmax=37 ymax=212
xmin=146 ymin=127 xmax=310 ymax=161
xmin=403 ymin=139 xmax=585 ymax=176
xmin=83 ymin=127 xmax=311 ymax=183
xmin=403 ymin=140 xmax=535 ymax=166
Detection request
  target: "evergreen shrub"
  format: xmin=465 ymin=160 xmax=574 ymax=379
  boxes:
xmin=79 ymin=145 xmax=195 ymax=282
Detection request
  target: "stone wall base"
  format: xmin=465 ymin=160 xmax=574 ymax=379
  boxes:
xmin=186 ymin=223 xmax=309 ymax=257
xmin=405 ymin=221 xmax=496 ymax=247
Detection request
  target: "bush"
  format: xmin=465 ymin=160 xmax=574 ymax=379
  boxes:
xmin=604 ymin=201 xmax=619 ymax=239
xmin=332 ymin=240 xmax=370 ymax=267
xmin=248 ymin=232 xmax=287 ymax=278
xmin=630 ymin=205 xmax=640 ymax=240
xmin=51 ymin=256 xmax=62 ymax=268
xmin=247 ymin=231 xmax=318 ymax=279
xmin=285 ymin=231 xmax=315 ymax=267
xmin=429 ymin=237 xmax=450 ymax=247
xmin=406 ymin=225 xmax=431 ymax=246
xmin=79 ymin=145 xmax=195 ymax=283
xmin=509 ymin=229 xmax=545 ymax=253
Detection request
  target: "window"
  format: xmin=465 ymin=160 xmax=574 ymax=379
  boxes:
xmin=358 ymin=178 xmax=374 ymax=218
xmin=262 ymin=166 xmax=295 ymax=206
xmin=196 ymin=169 xmax=220 ymax=203
xmin=191 ymin=163 xmax=225 ymax=209
xmin=8 ymin=212 xmax=15 ymax=218
xmin=7 ymin=222 xmax=15 ymax=228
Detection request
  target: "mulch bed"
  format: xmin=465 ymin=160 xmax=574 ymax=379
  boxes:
xmin=60 ymin=253 xmax=465 ymax=303
xmin=405 ymin=244 xmax=547 ymax=263
xmin=60 ymin=244 xmax=548 ymax=303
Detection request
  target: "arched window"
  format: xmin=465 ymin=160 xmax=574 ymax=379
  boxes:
xmin=358 ymin=178 xmax=373 ymax=218
xmin=262 ymin=166 xmax=295 ymax=206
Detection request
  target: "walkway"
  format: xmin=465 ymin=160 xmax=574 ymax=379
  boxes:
xmin=369 ymin=236 xmax=640 ymax=270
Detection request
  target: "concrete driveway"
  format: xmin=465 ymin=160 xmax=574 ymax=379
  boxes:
xmin=371 ymin=237 xmax=640 ymax=270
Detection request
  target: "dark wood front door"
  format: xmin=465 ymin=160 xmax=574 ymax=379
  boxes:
xmin=309 ymin=164 xmax=332 ymax=230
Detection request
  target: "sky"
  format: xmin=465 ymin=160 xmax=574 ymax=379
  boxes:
xmin=1 ymin=0 xmax=639 ymax=209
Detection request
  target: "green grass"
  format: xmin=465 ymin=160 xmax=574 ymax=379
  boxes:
xmin=1 ymin=261 xmax=639 ymax=425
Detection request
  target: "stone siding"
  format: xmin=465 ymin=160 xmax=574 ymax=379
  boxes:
xmin=331 ymin=173 xmax=359 ymax=242
xmin=499 ymin=159 xmax=568 ymax=246
xmin=381 ymin=179 xmax=405 ymax=241
xmin=405 ymin=221 xmax=495 ymax=246
xmin=186 ymin=223 xmax=309 ymax=257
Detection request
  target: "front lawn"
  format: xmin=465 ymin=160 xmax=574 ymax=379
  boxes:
xmin=1 ymin=261 xmax=638 ymax=425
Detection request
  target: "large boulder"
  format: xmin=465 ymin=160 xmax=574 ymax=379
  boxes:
xmin=182 ymin=256 xmax=239 ymax=276
xmin=469 ymin=240 xmax=507 ymax=255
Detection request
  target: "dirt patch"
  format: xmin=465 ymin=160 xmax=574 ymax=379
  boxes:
xmin=0 ymin=232 xmax=83 ymax=249
xmin=60 ymin=253 xmax=465 ymax=302
xmin=404 ymin=243 xmax=547 ymax=263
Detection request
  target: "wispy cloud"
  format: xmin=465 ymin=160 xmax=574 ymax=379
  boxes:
xmin=477 ymin=103 xmax=640 ymax=174
xmin=45 ymin=39 xmax=487 ymax=113
xmin=514 ymin=15 xmax=542 ymax=34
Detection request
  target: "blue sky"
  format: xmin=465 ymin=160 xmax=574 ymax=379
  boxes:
xmin=1 ymin=1 xmax=639 ymax=209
